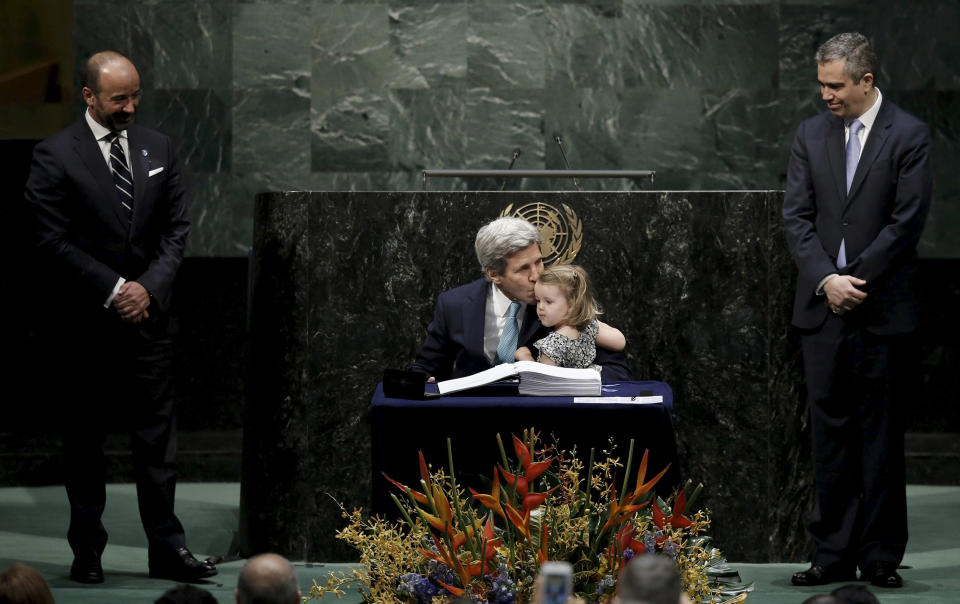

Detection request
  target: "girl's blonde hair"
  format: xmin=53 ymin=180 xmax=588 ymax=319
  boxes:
xmin=537 ymin=264 xmax=601 ymax=331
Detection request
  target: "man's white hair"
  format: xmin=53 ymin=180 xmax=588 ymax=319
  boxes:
xmin=474 ymin=217 xmax=542 ymax=278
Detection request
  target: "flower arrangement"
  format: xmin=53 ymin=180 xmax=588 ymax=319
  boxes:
xmin=310 ymin=430 xmax=751 ymax=603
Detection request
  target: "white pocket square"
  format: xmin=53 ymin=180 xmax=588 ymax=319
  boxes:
xmin=148 ymin=167 xmax=165 ymax=177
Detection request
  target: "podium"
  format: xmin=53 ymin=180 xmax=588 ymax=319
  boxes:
xmin=241 ymin=190 xmax=807 ymax=562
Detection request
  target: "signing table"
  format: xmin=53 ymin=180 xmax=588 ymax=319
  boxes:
xmin=370 ymin=381 xmax=680 ymax=515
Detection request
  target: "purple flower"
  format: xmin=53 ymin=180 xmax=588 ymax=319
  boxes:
xmin=485 ymin=563 xmax=516 ymax=604
xmin=595 ymin=574 xmax=617 ymax=596
xmin=397 ymin=572 xmax=443 ymax=603
xmin=643 ymin=530 xmax=656 ymax=552
xmin=663 ymin=540 xmax=678 ymax=559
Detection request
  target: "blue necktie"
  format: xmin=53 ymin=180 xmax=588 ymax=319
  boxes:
xmin=496 ymin=302 xmax=521 ymax=365
xmin=838 ymin=119 xmax=864 ymax=268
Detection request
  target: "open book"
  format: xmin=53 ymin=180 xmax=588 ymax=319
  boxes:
xmin=437 ymin=361 xmax=601 ymax=397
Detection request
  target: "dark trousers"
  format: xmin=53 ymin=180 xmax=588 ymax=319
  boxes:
xmin=801 ymin=314 xmax=909 ymax=571
xmin=57 ymin=312 xmax=186 ymax=562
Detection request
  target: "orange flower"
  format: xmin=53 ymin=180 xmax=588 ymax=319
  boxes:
xmin=623 ymin=449 xmax=670 ymax=507
xmin=500 ymin=434 xmax=554 ymax=496
xmin=653 ymin=490 xmax=692 ymax=531
xmin=381 ymin=451 xmax=434 ymax=505
xmin=470 ymin=468 xmax=506 ymax=520
xmin=504 ymin=502 xmax=532 ymax=541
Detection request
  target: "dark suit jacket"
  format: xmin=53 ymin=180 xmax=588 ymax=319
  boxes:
xmin=25 ymin=118 xmax=190 ymax=321
xmin=412 ymin=278 xmax=634 ymax=382
xmin=783 ymin=98 xmax=932 ymax=334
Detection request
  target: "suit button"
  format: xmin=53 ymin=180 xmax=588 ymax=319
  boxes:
xmin=842 ymin=221 xmax=849 ymax=226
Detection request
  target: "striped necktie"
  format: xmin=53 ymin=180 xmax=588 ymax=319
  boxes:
xmin=106 ymin=132 xmax=134 ymax=221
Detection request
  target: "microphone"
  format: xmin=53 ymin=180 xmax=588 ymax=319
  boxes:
xmin=553 ymin=133 xmax=581 ymax=191
xmin=500 ymin=148 xmax=522 ymax=191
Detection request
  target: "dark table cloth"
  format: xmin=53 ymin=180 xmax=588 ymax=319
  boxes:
xmin=370 ymin=381 xmax=681 ymax=515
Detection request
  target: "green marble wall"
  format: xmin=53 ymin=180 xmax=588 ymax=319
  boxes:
xmin=70 ymin=0 xmax=960 ymax=257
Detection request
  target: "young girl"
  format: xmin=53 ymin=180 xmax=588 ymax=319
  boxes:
xmin=515 ymin=264 xmax=625 ymax=370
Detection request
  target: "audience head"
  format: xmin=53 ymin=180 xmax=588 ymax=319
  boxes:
xmin=801 ymin=596 xmax=842 ymax=604
xmin=0 ymin=563 xmax=55 ymax=604
xmin=830 ymin=583 xmax=881 ymax=604
xmin=535 ymin=264 xmax=600 ymax=330
xmin=475 ymin=217 xmax=543 ymax=304
xmin=236 ymin=553 xmax=300 ymax=604
xmin=155 ymin=583 xmax=218 ymax=604
xmin=613 ymin=554 xmax=682 ymax=604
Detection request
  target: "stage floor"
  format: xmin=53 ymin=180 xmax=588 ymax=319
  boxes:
xmin=1 ymin=483 xmax=957 ymax=603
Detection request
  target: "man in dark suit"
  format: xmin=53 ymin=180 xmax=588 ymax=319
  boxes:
xmin=783 ymin=33 xmax=932 ymax=589
xmin=412 ymin=216 xmax=633 ymax=382
xmin=24 ymin=51 xmax=215 ymax=583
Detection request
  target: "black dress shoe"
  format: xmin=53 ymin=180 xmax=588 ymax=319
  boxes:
xmin=149 ymin=547 xmax=218 ymax=582
xmin=861 ymin=561 xmax=903 ymax=588
xmin=70 ymin=556 xmax=104 ymax=584
xmin=791 ymin=565 xmax=856 ymax=586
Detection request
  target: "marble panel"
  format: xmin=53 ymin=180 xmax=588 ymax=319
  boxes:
xmin=151 ymin=0 xmax=232 ymax=90
xmin=544 ymin=0 xmax=623 ymax=19
xmin=463 ymin=88 xmax=545 ymax=170
xmin=863 ymin=2 xmax=960 ymax=91
xmin=467 ymin=2 xmax=547 ymax=89
xmin=232 ymin=0 xmax=311 ymax=90
xmin=698 ymin=4 xmax=778 ymax=91
xmin=311 ymin=4 xmax=424 ymax=94
xmin=619 ymin=2 xmax=704 ymax=88
xmin=233 ymin=87 xmax=311 ymax=179
xmin=304 ymin=170 xmax=422 ymax=191
xmin=618 ymin=87 xmax=726 ymax=177
xmin=544 ymin=3 xmax=622 ymax=89
xmin=386 ymin=87 xmax=469 ymax=171
xmin=543 ymin=87 xmax=622 ymax=170
xmin=311 ymin=89 xmax=392 ymax=171
xmin=702 ymin=88 xmax=782 ymax=176
xmin=153 ymin=89 xmax=231 ymax=173
xmin=389 ymin=3 xmax=468 ymax=88
xmin=183 ymin=172 xmax=255 ymax=257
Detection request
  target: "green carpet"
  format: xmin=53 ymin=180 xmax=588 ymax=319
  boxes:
xmin=1 ymin=484 xmax=957 ymax=603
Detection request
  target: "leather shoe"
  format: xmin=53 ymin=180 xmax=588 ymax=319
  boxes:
xmin=791 ymin=565 xmax=856 ymax=586
xmin=861 ymin=561 xmax=903 ymax=588
xmin=149 ymin=547 xmax=217 ymax=582
xmin=70 ymin=556 xmax=104 ymax=584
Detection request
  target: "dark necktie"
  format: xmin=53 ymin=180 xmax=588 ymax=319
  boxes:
xmin=837 ymin=119 xmax=864 ymax=268
xmin=106 ymin=132 xmax=134 ymax=221
xmin=496 ymin=302 xmax=521 ymax=365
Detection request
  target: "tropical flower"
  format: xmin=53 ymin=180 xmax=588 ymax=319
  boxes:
xmin=309 ymin=430 xmax=752 ymax=603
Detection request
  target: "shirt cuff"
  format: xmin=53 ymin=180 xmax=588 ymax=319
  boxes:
xmin=816 ymin=273 xmax=838 ymax=296
xmin=104 ymin=277 xmax=126 ymax=308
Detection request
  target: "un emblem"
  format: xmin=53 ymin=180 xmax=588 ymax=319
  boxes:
xmin=500 ymin=202 xmax=583 ymax=266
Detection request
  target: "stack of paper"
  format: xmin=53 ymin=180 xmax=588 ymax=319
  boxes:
xmin=437 ymin=361 xmax=601 ymax=397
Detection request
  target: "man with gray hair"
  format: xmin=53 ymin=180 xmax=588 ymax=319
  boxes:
xmin=412 ymin=216 xmax=632 ymax=381
xmin=235 ymin=553 xmax=300 ymax=604
xmin=783 ymin=32 xmax=931 ymax=589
